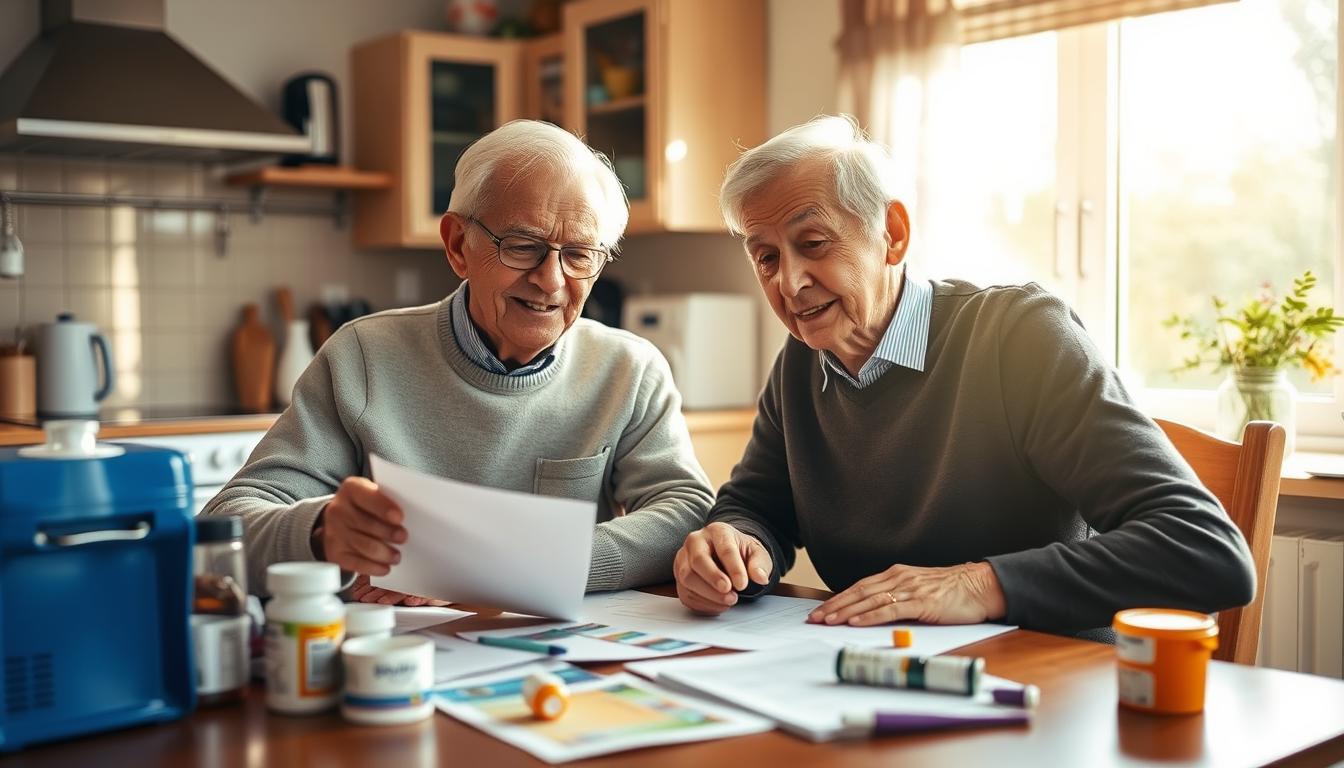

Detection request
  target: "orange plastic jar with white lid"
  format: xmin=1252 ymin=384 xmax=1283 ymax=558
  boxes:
xmin=1113 ymin=608 xmax=1219 ymax=714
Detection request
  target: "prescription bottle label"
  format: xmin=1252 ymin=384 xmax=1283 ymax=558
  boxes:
xmin=1116 ymin=633 xmax=1155 ymax=664
xmin=266 ymin=620 xmax=344 ymax=698
xmin=1118 ymin=667 xmax=1155 ymax=708
xmin=191 ymin=614 xmax=250 ymax=696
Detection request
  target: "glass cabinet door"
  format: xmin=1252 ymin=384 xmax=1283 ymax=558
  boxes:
xmin=430 ymin=61 xmax=497 ymax=217
xmin=566 ymin=0 xmax=660 ymax=230
xmin=525 ymin=34 xmax=566 ymax=126
xmin=407 ymin=35 xmax=521 ymax=244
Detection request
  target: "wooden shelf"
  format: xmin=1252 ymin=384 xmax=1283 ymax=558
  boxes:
xmin=225 ymin=165 xmax=391 ymax=190
xmin=586 ymin=94 xmax=646 ymax=116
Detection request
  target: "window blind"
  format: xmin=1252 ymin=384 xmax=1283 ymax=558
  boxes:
xmin=956 ymin=0 xmax=1236 ymax=43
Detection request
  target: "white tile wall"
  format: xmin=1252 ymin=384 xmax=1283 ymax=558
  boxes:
xmin=1 ymin=154 xmax=457 ymax=409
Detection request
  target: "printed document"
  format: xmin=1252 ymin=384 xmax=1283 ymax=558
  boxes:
xmin=627 ymin=641 xmax=1028 ymax=742
xmin=580 ymin=591 xmax=1015 ymax=653
xmin=434 ymin=662 xmax=772 ymax=763
xmin=370 ymin=454 xmax=594 ymax=619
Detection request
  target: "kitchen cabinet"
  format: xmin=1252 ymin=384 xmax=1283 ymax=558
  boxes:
xmin=563 ymin=0 xmax=765 ymax=233
xmin=523 ymin=34 xmax=566 ymax=126
xmin=351 ymin=32 xmax=522 ymax=248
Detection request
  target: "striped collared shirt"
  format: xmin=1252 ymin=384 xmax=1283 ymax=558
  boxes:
xmin=820 ymin=269 xmax=933 ymax=391
xmin=449 ymin=282 xmax=556 ymax=376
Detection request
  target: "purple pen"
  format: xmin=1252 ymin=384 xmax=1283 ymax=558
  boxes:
xmin=992 ymin=685 xmax=1041 ymax=709
xmin=842 ymin=710 xmax=1030 ymax=735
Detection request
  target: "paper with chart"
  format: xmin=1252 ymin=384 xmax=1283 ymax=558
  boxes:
xmin=626 ymin=640 xmax=1029 ymax=742
xmin=433 ymin=662 xmax=773 ymax=763
xmin=458 ymin=620 xmax=709 ymax=662
xmin=369 ymin=454 xmax=595 ymax=619
xmin=427 ymin=633 xmax=545 ymax=682
xmin=394 ymin=606 xmax=472 ymax=634
xmin=581 ymin=591 xmax=1016 ymax=653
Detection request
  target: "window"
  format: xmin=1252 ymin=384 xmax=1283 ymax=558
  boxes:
xmin=953 ymin=0 xmax=1342 ymax=442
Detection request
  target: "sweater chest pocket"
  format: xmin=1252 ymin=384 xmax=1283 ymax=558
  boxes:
xmin=534 ymin=446 xmax=611 ymax=502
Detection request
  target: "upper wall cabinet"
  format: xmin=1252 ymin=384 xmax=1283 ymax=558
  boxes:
xmin=352 ymin=32 xmax=522 ymax=248
xmin=564 ymin=0 xmax=765 ymax=233
xmin=524 ymin=34 xmax=566 ymax=127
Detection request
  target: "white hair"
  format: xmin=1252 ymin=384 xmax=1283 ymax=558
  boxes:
xmin=720 ymin=114 xmax=899 ymax=238
xmin=447 ymin=120 xmax=629 ymax=250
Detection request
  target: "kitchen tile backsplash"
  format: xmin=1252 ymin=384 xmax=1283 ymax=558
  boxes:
xmin=0 ymin=154 xmax=458 ymax=410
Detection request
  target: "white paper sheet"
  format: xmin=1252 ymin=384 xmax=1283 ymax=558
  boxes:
xmin=626 ymin=641 xmax=1027 ymax=742
xmin=428 ymin=633 xmax=546 ymax=682
xmin=434 ymin=663 xmax=773 ymax=764
xmin=394 ymin=606 xmax=472 ymax=634
xmin=369 ymin=454 xmax=595 ymax=619
xmin=458 ymin=620 xmax=709 ymax=662
xmin=579 ymin=591 xmax=1016 ymax=654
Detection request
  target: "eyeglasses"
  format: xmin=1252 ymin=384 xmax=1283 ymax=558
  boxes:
xmin=468 ymin=217 xmax=614 ymax=280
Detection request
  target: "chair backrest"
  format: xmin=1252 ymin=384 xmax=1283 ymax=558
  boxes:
xmin=1154 ymin=418 xmax=1286 ymax=665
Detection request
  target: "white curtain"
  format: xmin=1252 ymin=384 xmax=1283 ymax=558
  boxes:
xmin=836 ymin=0 xmax=962 ymax=273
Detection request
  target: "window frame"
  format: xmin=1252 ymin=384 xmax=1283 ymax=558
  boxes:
xmin=1034 ymin=2 xmax=1344 ymax=449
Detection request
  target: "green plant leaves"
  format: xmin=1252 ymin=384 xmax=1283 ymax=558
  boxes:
xmin=1167 ymin=269 xmax=1343 ymax=380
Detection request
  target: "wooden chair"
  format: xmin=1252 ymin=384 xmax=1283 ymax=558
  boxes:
xmin=1154 ymin=418 xmax=1286 ymax=665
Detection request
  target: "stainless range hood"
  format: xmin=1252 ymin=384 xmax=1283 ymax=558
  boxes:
xmin=0 ymin=0 xmax=311 ymax=162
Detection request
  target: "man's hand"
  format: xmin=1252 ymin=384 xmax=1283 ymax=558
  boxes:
xmin=318 ymin=477 xmax=407 ymax=576
xmin=807 ymin=562 xmax=1007 ymax=626
xmin=673 ymin=522 xmax=773 ymax=616
xmin=349 ymin=575 xmax=451 ymax=607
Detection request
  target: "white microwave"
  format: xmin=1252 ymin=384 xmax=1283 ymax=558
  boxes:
xmin=622 ymin=293 xmax=758 ymax=410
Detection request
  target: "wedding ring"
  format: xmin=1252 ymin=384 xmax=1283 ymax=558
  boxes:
xmin=886 ymin=591 xmax=898 ymax=604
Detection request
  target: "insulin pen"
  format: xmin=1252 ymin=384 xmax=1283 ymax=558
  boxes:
xmin=842 ymin=711 xmax=1030 ymax=736
xmin=836 ymin=647 xmax=985 ymax=695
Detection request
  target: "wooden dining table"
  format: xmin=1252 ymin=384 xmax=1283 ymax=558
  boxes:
xmin=8 ymin=584 xmax=1344 ymax=767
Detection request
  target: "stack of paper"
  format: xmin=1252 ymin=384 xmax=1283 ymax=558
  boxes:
xmin=459 ymin=620 xmax=709 ymax=662
xmin=580 ymin=591 xmax=1016 ymax=653
xmin=627 ymin=640 xmax=1030 ymax=742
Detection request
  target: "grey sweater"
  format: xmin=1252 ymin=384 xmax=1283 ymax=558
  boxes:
xmin=711 ymin=280 xmax=1256 ymax=635
xmin=202 ymin=291 xmax=714 ymax=597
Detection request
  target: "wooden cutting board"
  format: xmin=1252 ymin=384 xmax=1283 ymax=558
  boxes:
xmin=309 ymin=304 xmax=334 ymax=351
xmin=231 ymin=303 xmax=275 ymax=413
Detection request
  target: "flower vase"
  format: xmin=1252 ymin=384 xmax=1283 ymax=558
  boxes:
xmin=1215 ymin=367 xmax=1296 ymax=454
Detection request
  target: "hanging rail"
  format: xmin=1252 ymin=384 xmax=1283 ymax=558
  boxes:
xmin=0 ymin=188 xmax=347 ymax=257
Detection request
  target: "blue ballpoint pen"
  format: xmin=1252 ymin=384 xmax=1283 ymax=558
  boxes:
xmin=478 ymin=635 xmax=567 ymax=656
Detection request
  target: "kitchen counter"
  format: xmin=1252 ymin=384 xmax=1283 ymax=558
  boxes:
xmin=0 ymin=409 xmax=758 ymax=447
xmin=0 ymin=414 xmax=279 ymax=446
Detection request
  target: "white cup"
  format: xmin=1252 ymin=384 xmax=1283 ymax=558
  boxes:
xmin=341 ymin=635 xmax=435 ymax=725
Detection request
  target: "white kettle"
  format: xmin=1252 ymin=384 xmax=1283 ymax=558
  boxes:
xmin=36 ymin=313 xmax=115 ymax=419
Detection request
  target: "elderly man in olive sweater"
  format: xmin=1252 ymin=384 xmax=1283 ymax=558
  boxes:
xmin=672 ymin=115 xmax=1255 ymax=639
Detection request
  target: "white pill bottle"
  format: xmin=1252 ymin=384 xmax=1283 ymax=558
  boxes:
xmin=264 ymin=562 xmax=346 ymax=714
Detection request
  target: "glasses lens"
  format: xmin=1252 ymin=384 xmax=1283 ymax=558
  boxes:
xmin=497 ymin=236 xmax=549 ymax=269
xmin=560 ymin=247 xmax=606 ymax=278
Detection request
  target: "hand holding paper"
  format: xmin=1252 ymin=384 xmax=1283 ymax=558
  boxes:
xmin=369 ymin=454 xmax=595 ymax=619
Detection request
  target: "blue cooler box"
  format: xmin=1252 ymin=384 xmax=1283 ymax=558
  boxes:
xmin=0 ymin=442 xmax=195 ymax=752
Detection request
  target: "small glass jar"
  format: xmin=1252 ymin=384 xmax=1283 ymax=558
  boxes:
xmin=192 ymin=516 xmax=250 ymax=706
xmin=1216 ymin=367 xmax=1296 ymax=454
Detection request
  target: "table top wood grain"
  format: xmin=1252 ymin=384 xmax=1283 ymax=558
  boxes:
xmin=7 ymin=585 xmax=1344 ymax=767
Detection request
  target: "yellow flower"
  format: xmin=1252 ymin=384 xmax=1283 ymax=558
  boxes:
xmin=1303 ymin=350 xmax=1335 ymax=381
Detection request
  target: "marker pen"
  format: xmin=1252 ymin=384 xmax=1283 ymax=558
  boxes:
xmin=835 ymin=647 xmax=984 ymax=695
xmin=478 ymin=635 xmax=567 ymax=655
xmin=842 ymin=710 xmax=1029 ymax=735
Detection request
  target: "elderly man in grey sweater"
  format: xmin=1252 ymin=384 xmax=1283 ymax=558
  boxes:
xmin=673 ymin=115 xmax=1255 ymax=639
xmin=203 ymin=120 xmax=713 ymax=601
